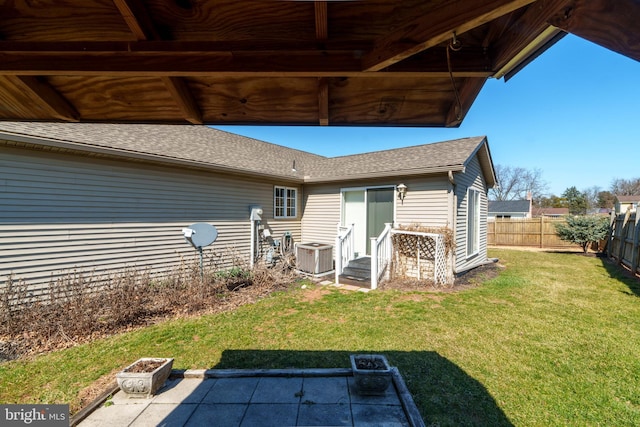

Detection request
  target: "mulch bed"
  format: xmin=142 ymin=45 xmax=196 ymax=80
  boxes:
xmin=379 ymin=260 xmax=503 ymax=292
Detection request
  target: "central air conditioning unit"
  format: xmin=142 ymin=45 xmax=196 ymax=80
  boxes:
xmin=296 ymin=242 xmax=334 ymax=276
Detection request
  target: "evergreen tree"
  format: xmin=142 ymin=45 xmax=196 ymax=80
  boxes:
xmin=562 ymin=186 xmax=588 ymax=215
xmin=555 ymin=215 xmax=610 ymax=253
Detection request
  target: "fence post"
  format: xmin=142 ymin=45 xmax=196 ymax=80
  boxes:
xmin=632 ymin=213 xmax=640 ymax=275
xmin=607 ymin=212 xmax=615 ymax=258
xmin=540 ymin=216 xmax=544 ymax=248
xmin=618 ymin=211 xmax=631 ymax=264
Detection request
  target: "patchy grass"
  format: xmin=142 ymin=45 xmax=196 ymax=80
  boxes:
xmin=1 ymin=249 xmax=639 ymax=425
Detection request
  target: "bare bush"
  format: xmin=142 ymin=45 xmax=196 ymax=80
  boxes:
xmin=0 ymin=257 xmax=300 ymax=362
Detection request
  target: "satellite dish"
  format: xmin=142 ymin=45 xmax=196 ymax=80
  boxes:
xmin=182 ymin=222 xmax=218 ymax=249
xmin=181 ymin=223 xmax=218 ymax=280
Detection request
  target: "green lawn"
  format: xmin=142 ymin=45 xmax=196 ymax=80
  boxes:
xmin=1 ymin=249 xmax=639 ymax=425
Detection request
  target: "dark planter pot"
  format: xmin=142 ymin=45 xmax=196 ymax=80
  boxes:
xmin=116 ymin=358 xmax=174 ymax=398
xmin=350 ymin=354 xmax=392 ymax=395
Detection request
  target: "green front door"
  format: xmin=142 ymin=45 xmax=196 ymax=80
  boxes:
xmin=366 ymin=188 xmax=394 ymax=254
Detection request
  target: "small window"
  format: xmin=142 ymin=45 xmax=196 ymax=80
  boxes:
xmin=467 ymin=188 xmax=480 ymax=257
xmin=274 ymin=186 xmax=297 ymax=218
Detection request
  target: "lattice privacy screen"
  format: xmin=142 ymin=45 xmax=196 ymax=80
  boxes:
xmin=390 ymin=232 xmax=449 ymax=285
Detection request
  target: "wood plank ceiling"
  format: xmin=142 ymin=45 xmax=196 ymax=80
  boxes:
xmin=0 ymin=0 xmax=637 ymax=126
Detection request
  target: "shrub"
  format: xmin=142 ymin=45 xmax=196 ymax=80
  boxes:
xmin=554 ymin=215 xmax=610 ymax=253
xmin=0 ymin=259 xmax=298 ymax=361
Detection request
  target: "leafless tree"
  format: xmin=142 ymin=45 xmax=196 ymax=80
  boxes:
xmin=610 ymin=177 xmax=640 ymax=196
xmin=489 ymin=165 xmax=549 ymax=202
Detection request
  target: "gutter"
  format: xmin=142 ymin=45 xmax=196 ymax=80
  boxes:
xmin=303 ymin=164 xmax=466 ymax=184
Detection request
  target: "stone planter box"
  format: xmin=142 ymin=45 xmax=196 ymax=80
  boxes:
xmin=350 ymin=354 xmax=392 ymax=395
xmin=116 ymin=358 xmax=174 ymax=398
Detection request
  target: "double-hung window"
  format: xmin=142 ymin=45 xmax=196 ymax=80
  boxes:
xmin=467 ymin=188 xmax=480 ymax=257
xmin=274 ymin=186 xmax=297 ymax=218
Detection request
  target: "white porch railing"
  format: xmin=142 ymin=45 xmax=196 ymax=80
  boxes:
xmin=370 ymin=223 xmax=393 ymax=289
xmin=390 ymin=229 xmax=448 ymax=285
xmin=335 ymin=223 xmax=355 ymax=284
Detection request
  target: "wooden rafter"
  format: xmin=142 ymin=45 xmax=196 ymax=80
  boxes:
xmin=362 ymin=0 xmax=537 ymax=72
xmin=547 ymin=0 xmax=640 ymax=62
xmin=315 ymin=2 xmax=328 ymax=40
xmin=112 ymin=0 xmax=202 ymax=124
xmin=10 ymin=76 xmax=80 ymax=122
xmin=317 ymin=78 xmax=329 ymax=126
xmin=160 ymin=77 xmax=203 ymax=125
xmin=112 ymin=0 xmax=161 ymax=40
xmin=491 ymin=0 xmax=572 ymax=72
xmin=315 ymin=2 xmax=329 ymax=125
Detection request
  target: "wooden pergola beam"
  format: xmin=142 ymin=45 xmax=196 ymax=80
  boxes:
xmin=362 ymin=0 xmax=536 ymax=72
xmin=0 ymin=40 xmax=374 ymax=53
xmin=11 ymin=76 xmax=80 ymax=122
xmin=0 ymin=52 xmax=492 ymax=78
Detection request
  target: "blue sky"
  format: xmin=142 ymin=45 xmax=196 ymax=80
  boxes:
xmin=215 ymin=34 xmax=639 ymax=196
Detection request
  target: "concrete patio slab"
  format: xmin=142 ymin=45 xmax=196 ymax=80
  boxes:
xmin=74 ymin=368 xmax=425 ymax=427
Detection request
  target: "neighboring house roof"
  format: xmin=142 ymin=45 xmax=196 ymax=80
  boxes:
xmin=0 ymin=122 xmax=495 ymax=185
xmin=615 ymin=195 xmax=640 ymax=203
xmin=532 ymin=207 xmax=570 ymax=216
xmin=488 ymin=200 xmax=531 ymax=215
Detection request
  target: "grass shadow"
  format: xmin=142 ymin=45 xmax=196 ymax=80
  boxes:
xmin=600 ymin=255 xmax=640 ymax=297
xmin=156 ymin=349 xmax=513 ymax=426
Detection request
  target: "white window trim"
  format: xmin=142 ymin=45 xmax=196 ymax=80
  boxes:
xmin=466 ymin=188 xmax=480 ymax=258
xmin=274 ymin=186 xmax=297 ymax=219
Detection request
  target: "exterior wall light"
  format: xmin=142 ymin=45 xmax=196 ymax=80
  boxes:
xmin=397 ymin=183 xmax=407 ymax=204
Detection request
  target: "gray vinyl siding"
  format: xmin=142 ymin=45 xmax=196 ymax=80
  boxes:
xmin=0 ymin=145 xmax=301 ymax=294
xmin=301 ymin=176 xmax=451 ymax=248
xmin=394 ymin=176 xmax=450 ymax=227
xmin=301 ymin=183 xmax=341 ymax=246
xmin=454 ymin=155 xmax=488 ymax=273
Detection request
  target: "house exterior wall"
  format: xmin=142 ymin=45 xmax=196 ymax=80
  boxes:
xmin=300 ymin=183 xmax=342 ymax=246
xmin=0 ymin=144 xmax=301 ymax=294
xmin=615 ymin=201 xmax=638 ymax=214
xmin=487 ymin=212 xmax=528 ymax=219
xmin=454 ymin=155 xmax=489 ymax=273
xmin=394 ymin=176 xmax=451 ymax=227
xmin=301 ymin=176 xmax=451 ymax=247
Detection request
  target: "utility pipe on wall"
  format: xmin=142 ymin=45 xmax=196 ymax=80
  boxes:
xmin=249 ymin=206 xmax=263 ymax=268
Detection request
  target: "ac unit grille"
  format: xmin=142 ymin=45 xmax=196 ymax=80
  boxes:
xmin=296 ymin=243 xmax=333 ymax=275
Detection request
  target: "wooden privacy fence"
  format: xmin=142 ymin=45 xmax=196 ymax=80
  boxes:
xmin=608 ymin=212 xmax=640 ymax=276
xmin=487 ymin=218 xmax=578 ymax=248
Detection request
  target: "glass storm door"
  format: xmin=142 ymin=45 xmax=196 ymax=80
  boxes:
xmin=342 ymin=187 xmax=394 ymax=256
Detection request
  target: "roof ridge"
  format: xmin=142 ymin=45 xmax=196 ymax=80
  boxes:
xmin=324 ymin=136 xmax=486 ymax=160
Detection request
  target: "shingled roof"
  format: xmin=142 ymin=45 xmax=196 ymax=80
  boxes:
xmin=615 ymin=195 xmax=640 ymax=202
xmin=0 ymin=122 xmax=494 ymax=185
xmin=489 ymin=200 xmax=532 ymax=215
